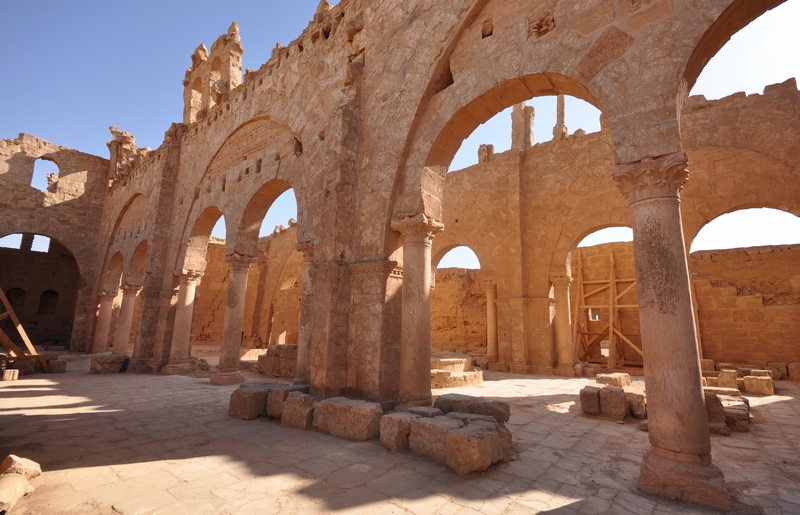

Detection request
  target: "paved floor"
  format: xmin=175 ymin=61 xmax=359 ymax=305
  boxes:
xmin=2 ymin=356 xmax=799 ymax=514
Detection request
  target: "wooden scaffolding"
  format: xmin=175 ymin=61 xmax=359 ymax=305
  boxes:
xmin=0 ymin=288 xmax=55 ymax=371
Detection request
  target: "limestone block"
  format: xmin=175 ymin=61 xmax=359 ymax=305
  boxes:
xmin=599 ymin=386 xmax=628 ymax=421
xmin=267 ymin=385 xmax=309 ymax=419
xmin=11 ymin=360 xmax=35 ymax=375
xmin=446 ymin=412 xmax=496 ymax=424
xmin=579 ymin=385 xmax=602 ymax=416
xmin=281 ymin=392 xmax=315 ymax=430
xmin=789 ymin=363 xmax=800 ymax=380
xmin=474 ymin=356 xmax=489 ymax=370
xmin=228 ymin=384 xmax=271 ymax=420
xmin=407 ymin=407 xmax=443 ymax=418
xmin=409 ymin=416 xmax=464 ymax=463
xmin=737 ymin=378 xmax=745 ymax=391
xmin=699 ymin=359 xmax=715 ymax=372
xmin=433 ymin=394 xmax=510 ymax=424
xmin=716 ymin=363 xmax=734 ymax=371
xmin=704 ymin=386 xmax=741 ymax=397
xmin=704 ymin=392 xmax=729 ymax=436
xmin=750 ymin=369 xmax=773 ymax=378
xmin=623 ymin=387 xmax=647 ymax=419
xmin=312 ymin=397 xmax=383 ymax=441
xmin=716 ymin=370 xmax=738 ymax=389
xmin=595 ymin=373 xmax=631 ymax=388
xmin=445 ymin=420 xmax=512 ymax=476
xmin=257 ymin=354 xmax=273 ymax=375
xmin=0 ymin=455 xmax=41 ymax=480
xmin=1 ymin=370 xmax=18 ymax=381
xmin=767 ymin=363 xmax=787 ymax=381
xmin=721 ymin=397 xmax=750 ymax=432
xmin=706 ymin=377 xmax=718 ymax=387
xmin=46 ymin=359 xmax=67 ymax=373
xmin=0 ymin=473 xmax=31 ymax=513
xmin=89 ymin=354 xmax=128 ymax=374
xmin=380 ymin=412 xmax=419 ymax=452
xmin=430 ymin=369 xmax=451 ymax=389
xmin=743 ymin=376 xmax=774 ymax=395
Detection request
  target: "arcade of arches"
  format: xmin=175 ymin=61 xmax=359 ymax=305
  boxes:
xmin=1 ymin=0 xmax=799 ymax=508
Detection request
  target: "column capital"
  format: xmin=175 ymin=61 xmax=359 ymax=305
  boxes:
xmin=295 ymin=240 xmax=315 ymax=263
xmin=225 ymin=252 xmax=257 ymax=272
xmin=391 ymin=213 xmax=444 ymax=243
xmin=550 ymin=274 xmax=573 ymax=288
xmin=482 ymin=279 xmax=497 ymax=292
xmin=99 ymin=290 xmax=118 ymax=299
xmin=178 ymin=269 xmax=204 ymax=281
xmin=120 ymin=284 xmax=142 ymax=295
xmin=612 ymin=151 xmax=689 ymax=205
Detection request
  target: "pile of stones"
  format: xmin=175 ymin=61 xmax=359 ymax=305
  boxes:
xmin=229 ymin=385 xmax=511 ymax=476
xmin=256 ymin=344 xmax=297 ymax=378
xmin=701 ymin=359 xmax=780 ymax=395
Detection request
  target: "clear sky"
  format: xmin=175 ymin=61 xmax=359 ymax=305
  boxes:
xmin=2 ymin=1 xmax=799 ymax=265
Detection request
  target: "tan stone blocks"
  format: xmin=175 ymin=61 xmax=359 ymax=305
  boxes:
xmin=789 ymin=363 xmax=800 ymax=380
xmin=445 ymin=420 xmax=512 ymax=476
xmin=579 ymin=385 xmax=602 ymax=416
xmin=409 ymin=417 xmax=464 ymax=463
xmin=623 ymin=386 xmax=647 ymax=419
xmin=407 ymin=406 xmax=443 ymax=418
xmin=599 ymin=386 xmax=628 ymax=421
xmin=704 ymin=392 xmax=729 ymax=436
xmin=11 ymin=360 xmax=35 ymax=376
xmin=267 ymin=385 xmax=309 ymax=419
xmin=596 ymin=373 xmax=631 ymax=388
xmin=311 ymin=397 xmax=383 ymax=441
xmin=743 ymin=376 xmax=775 ymax=395
xmin=258 ymin=344 xmax=298 ymax=378
xmin=280 ymin=392 xmax=315 ymax=430
xmin=700 ymin=359 xmax=715 ymax=372
xmin=721 ymin=396 xmax=750 ymax=432
xmin=89 ymin=354 xmax=128 ymax=374
xmin=228 ymin=384 xmax=271 ymax=420
xmin=432 ymin=393 xmax=510 ymax=424
xmin=0 ymin=455 xmax=41 ymax=480
xmin=717 ymin=370 xmax=738 ymax=389
xmin=380 ymin=412 xmax=419 ymax=452
xmin=1 ymin=370 xmax=18 ymax=381
xmin=767 ymin=363 xmax=787 ymax=380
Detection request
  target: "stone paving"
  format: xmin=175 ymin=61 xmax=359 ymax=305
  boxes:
xmin=2 ymin=358 xmax=800 ymax=514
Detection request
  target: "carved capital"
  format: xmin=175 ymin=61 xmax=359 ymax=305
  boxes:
xmin=179 ymin=269 xmax=204 ymax=282
xmin=550 ymin=274 xmax=573 ymax=289
xmin=225 ymin=253 xmax=257 ymax=272
xmin=99 ymin=291 xmax=117 ymax=300
xmin=612 ymin=151 xmax=689 ymax=205
xmin=391 ymin=213 xmax=444 ymax=245
xmin=120 ymin=284 xmax=142 ymax=295
xmin=295 ymin=240 xmax=315 ymax=264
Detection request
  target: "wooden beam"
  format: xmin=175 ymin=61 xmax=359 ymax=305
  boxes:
xmin=607 ymin=250 xmax=617 ymax=370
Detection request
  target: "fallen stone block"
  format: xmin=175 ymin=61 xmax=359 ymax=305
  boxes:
xmin=750 ymin=369 xmax=773 ymax=379
xmin=473 ymin=355 xmax=489 ymax=370
xmin=579 ymin=385 xmax=602 ymax=416
xmin=596 ymin=373 xmax=631 ymax=388
xmin=703 ymin=386 xmax=742 ymax=397
xmin=446 ymin=412 xmax=497 ymax=424
xmin=312 ymin=397 xmax=383 ymax=440
xmin=89 ymin=354 xmax=128 ymax=374
xmin=623 ymin=387 xmax=647 ymax=419
xmin=767 ymin=363 xmax=787 ymax=381
xmin=599 ymin=386 xmax=628 ymax=421
xmin=788 ymin=362 xmax=800 ymax=380
xmin=638 ymin=420 xmax=649 ymax=431
xmin=281 ymin=392 xmax=316 ymax=430
xmin=407 ymin=406 xmax=443 ymax=418
xmin=721 ymin=397 xmax=750 ymax=432
xmin=716 ymin=362 xmax=734 ymax=371
xmin=380 ymin=412 xmax=419 ymax=452
xmin=409 ymin=416 xmax=464 ymax=463
xmin=267 ymin=385 xmax=309 ymax=419
xmin=743 ymin=376 xmax=774 ymax=395
xmin=433 ymin=394 xmax=510 ymax=424
xmin=704 ymin=392 xmax=729 ymax=436
xmin=430 ymin=369 xmax=451 ymax=389
xmin=46 ymin=359 xmax=67 ymax=373
xmin=11 ymin=360 xmax=35 ymax=375
xmin=700 ymin=359 xmax=715 ymax=372
xmin=228 ymin=384 xmax=271 ymax=420
xmin=737 ymin=378 xmax=745 ymax=391
xmin=445 ymin=420 xmax=511 ymax=476
xmin=706 ymin=377 xmax=718 ymax=387
xmin=0 ymin=473 xmax=31 ymax=513
xmin=1 ymin=369 xmax=18 ymax=381
xmin=0 ymin=455 xmax=41 ymax=480
xmin=716 ymin=370 xmax=738 ymax=388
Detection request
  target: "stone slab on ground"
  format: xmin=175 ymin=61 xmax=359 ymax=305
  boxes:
xmin=579 ymin=385 xmax=602 ymax=416
xmin=0 ymin=455 xmax=41 ymax=480
xmin=267 ymin=384 xmax=309 ymax=419
xmin=312 ymin=397 xmax=383 ymax=440
xmin=703 ymin=386 xmax=741 ymax=397
xmin=281 ymin=392 xmax=315 ymax=429
xmin=595 ymin=373 xmax=631 ymax=388
xmin=445 ymin=420 xmax=512 ymax=476
xmin=743 ymin=376 xmax=774 ymax=395
xmin=721 ymin=396 xmax=750 ymax=432
xmin=767 ymin=363 xmax=787 ymax=381
xmin=380 ymin=412 xmax=419 ymax=452
xmin=0 ymin=473 xmax=30 ymax=513
xmin=446 ymin=412 xmax=497 ymax=424
xmin=89 ymin=354 xmax=128 ymax=374
xmin=409 ymin=416 xmax=464 ymax=463
xmin=599 ymin=386 xmax=628 ymax=421
xmin=433 ymin=393 xmax=510 ymax=424
xmin=228 ymin=384 xmax=272 ymax=420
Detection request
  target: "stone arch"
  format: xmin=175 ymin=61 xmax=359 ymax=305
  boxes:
xmin=432 ymin=244 xmax=483 ymax=270
xmin=180 ymin=205 xmax=225 ymax=273
xmin=233 ymin=179 xmax=293 ymax=257
xmin=102 ymin=252 xmax=124 ymax=293
xmin=125 ymin=240 xmax=149 ymax=287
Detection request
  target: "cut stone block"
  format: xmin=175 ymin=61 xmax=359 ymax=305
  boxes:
xmin=737 ymin=378 xmax=745 ymax=391
xmin=89 ymin=354 xmax=128 ymax=374
xmin=595 ymin=373 xmax=631 ymax=388
xmin=11 ymin=360 xmax=35 ymax=375
xmin=623 ymin=387 xmax=647 ymax=419
xmin=446 ymin=412 xmax=496 ymax=424
xmin=743 ymin=376 xmax=774 ymax=395
xmin=407 ymin=406 xmax=443 ymax=418
xmin=716 ymin=363 xmax=734 ymax=371
xmin=46 ymin=359 xmax=67 ymax=373
xmin=445 ymin=420 xmax=511 ymax=476
xmin=789 ymin=363 xmax=800 ymax=380
xmin=767 ymin=363 xmax=787 ymax=381
xmin=716 ymin=370 xmax=738 ymax=388
xmin=721 ymin=397 xmax=750 ymax=432
xmin=380 ymin=412 xmax=419 ymax=452
xmin=750 ymin=369 xmax=772 ymax=378
xmin=409 ymin=416 xmax=464 ymax=463
xmin=0 ymin=455 xmax=42 ymax=480
xmin=1 ymin=370 xmax=18 ymax=381
xmin=281 ymin=392 xmax=315 ymax=430
xmin=474 ymin=356 xmax=489 ymax=370
xmin=703 ymin=386 xmax=742 ymax=397
xmin=228 ymin=384 xmax=271 ymax=420
xmin=267 ymin=385 xmax=309 ymax=419
xmin=706 ymin=377 xmax=718 ymax=387
xmin=579 ymin=385 xmax=602 ymax=416
xmin=312 ymin=397 xmax=384 ymax=440
xmin=433 ymin=394 xmax=510 ymax=424
xmin=599 ymin=386 xmax=628 ymax=421
xmin=704 ymin=392 xmax=729 ymax=436
xmin=699 ymin=359 xmax=715 ymax=372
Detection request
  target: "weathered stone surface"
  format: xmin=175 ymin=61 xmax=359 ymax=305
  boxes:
xmin=704 ymin=392 xmax=730 ymax=436
xmin=721 ymin=397 xmax=750 ymax=432
xmin=599 ymin=386 xmax=628 ymax=421
xmin=46 ymin=359 xmax=67 ymax=373
xmin=445 ymin=420 xmax=511 ymax=476
xmin=768 ymin=363 xmax=787 ymax=380
xmin=0 ymin=473 xmax=31 ymax=513
xmin=0 ymin=455 xmax=41 ymax=480
xmin=789 ymin=363 xmax=800 ymax=380
xmin=433 ymin=394 xmax=510 ymax=424
xmin=257 ymin=344 xmax=298 ymax=378
xmin=704 ymin=386 xmax=742 ymax=397
xmin=743 ymin=376 xmax=774 ymax=395
xmin=228 ymin=384 xmax=271 ymax=420
xmin=446 ymin=412 xmax=496 ymax=424
xmin=312 ymin=397 xmax=383 ymax=440
xmin=89 ymin=354 xmax=128 ymax=374
xmin=580 ymin=385 xmax=602 ymax=416
xmin=11 ymin=360 xmax=35 ymax=375
xmin=750 ymin=369 xmax=773 ymax=378
xmin=699 ymin=359 xmax=715 ymax=372
xmin=280 ymin=392 xmax=315 ymax=430
xmin=596 ymin=373 xmax=631 ymax=388
xmin=623 ymin=387 xmax=647 ymax=419
xmin=380 ymin=412 xmax=419 ymax=452
xmin=407 ymin=406 xmax=443 ymax=418
xmin=409 ymin=417 xmax=464 ymax=463
xmin=716 ymin=370 xmax=738 ymax=389
xmin=267 ymin=385 xmax=309 ymax=419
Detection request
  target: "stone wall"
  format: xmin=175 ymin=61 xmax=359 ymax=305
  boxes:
xmin=431 ymin=269 xmax=487 ymax=354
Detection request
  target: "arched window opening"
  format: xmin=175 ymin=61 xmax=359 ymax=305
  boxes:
xmin=436 ymin=246 xmax=481 ymax=269
xmin=449 ymin=95 xmax=602 ymax=172
xmin=0 ymin=234 xmax=22 ymax=250
xmin=37 ymin=290 xmax=59 ymax=316
xmin=210 ymin=216 xmax=226 ymax=241
xmin=691 ymin=208 xmax=800 ymax=253
xmin=31 ymin=235 xmax=50 ymax=253
xmin=31 ymin=158 xmax=59 ymax=192
xmin=258 ymin=188 xmax=298 ymax=238
xmin=691 ymin=1 xmax=800 ymax=100
xmin=577 ymin=227 xmax=633 ymax=248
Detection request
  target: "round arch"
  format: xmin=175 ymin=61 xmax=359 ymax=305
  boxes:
xmin=432 ymin=244 xmax=482 ymax=270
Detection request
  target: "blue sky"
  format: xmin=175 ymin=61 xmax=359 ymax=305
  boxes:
xmin=1 ymin=1 xmax=799 ymax=266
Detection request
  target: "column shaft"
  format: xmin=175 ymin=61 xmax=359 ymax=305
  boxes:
xmin=112 ymin=285 xmax=140 ymax=355
xmin=483 ymin=281 xmax=498 ymax=361
xmin=164 ymin=271 xmax=201 ymax=372
xmin=552 ymin=275 xmax=574 ymax=376
xmin=211 ymin=254 xmax=254 ymax=385
xmin=295 ymin=241 xmax=314 ymax=383
xmin=91 ymin=292 xmax=116 ymax=354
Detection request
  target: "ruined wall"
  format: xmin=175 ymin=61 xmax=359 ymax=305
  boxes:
xmin=431 ymin=268 xmax=488 ymax=354
xmin=192 ymin=238 xmax=228 ymax=346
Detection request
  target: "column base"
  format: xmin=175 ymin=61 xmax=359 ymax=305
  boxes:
xmin=640 ymin=450 xmax=729 ymax=510
xmin=553 ymin=364 xmax=576 ymax=377
xmin=210 ymin=371 xmax=246 ymax=385
xmin=162 ymin=363 xmax=194 ymax=376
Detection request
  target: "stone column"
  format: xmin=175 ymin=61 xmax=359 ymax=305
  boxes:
xmin=91 ymin=291 xmax=117 ymax=354
xmin=294 ymin=240 xmax=314 ymax=384
xmin=551 ymin=274 xmax=574 ymax=376
xmin=553 ymin=94 xmax=568 ymax=141
xmin=482 ymin=280 xmax=498 ymax=362
xmin=391 ymin=213 xmax=443 ymax=405
xmin=211 ymin=253 xmax=255 ymax=385
xmin=613 ymin=151 xmax=728 ymax=510
xmin=112 ymin=285 xmax=141 ymax=355
xmin=163 ymin=270 xmax=203 ymax=375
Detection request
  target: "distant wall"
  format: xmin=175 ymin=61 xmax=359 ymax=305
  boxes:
xmin=431 ymin=268 xmax=487 ymax=354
